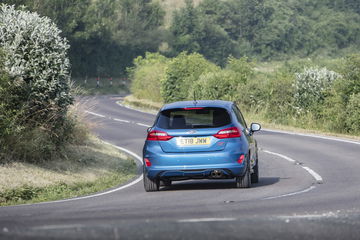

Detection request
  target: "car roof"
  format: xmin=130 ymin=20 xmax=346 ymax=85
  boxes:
xmin=161 ymin=100 xmax=234 ymax=111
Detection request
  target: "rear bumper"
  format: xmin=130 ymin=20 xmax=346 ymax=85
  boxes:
xmin=143 ymin=141 xmax=248 ymax=180
xmin=146 ymin=166 xmax=245 ymax=180
xmin=144 ymin=159 xmax=247 ymax=180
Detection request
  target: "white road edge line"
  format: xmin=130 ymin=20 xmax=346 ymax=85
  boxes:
xmin=177 ymin=218 xmax=237 ymax=223
xmin=136 ymin=123 xmax=151 ymax=128
xmin=85 ymin=110 xmax=105 ymax=118
xmin=10 ymin=142 xmax=143 ymax=207
xmin=262 ymin=150 xmax=296 ymax=163
xmin=263 ymin=149 xmax=323 ymax=184
xmin=263 ymin=128 xmax=360 ymax=146
xmin=263 ymin=185 xmax=316 ymax=200
xmin=301 ymin=166 xmax=323 ymax=184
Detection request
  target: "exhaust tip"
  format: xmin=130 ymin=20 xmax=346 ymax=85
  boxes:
xmin=211 ymin=170 xmax=223 ymax=178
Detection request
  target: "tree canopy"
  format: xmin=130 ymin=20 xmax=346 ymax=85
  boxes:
xmin=2 ymin=0 xmax=360 ymax=76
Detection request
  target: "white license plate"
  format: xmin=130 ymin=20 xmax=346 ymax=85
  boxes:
xmin=177 ymin=137 xmax=211 ymax=146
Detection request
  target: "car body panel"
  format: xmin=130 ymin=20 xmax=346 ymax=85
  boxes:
xmin=143 ymin=100 xmax=259 ymax=183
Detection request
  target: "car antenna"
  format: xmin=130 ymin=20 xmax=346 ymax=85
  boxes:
xmin=193 ymin=91 xmax=198 ymax=105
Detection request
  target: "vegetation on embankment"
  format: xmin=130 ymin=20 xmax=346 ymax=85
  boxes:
xmin=0 ymin=136 xmax=137 ymax=206
xmin=127 ymin=52 xmax=360 ymax=137
xmin=0 ymin=5 xmax=137 ymax=206
xmin=123 ymin=95 xmax=360 ymax=141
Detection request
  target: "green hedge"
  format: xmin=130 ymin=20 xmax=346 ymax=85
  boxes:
xmin=129 ymin=52 xmax=360 ymax=135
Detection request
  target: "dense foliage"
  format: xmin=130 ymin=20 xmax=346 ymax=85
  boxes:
xmin=0 ymin=5 xmax=81 ymax=162
xmin=160 ymin=52 xmax=218 ymax=102
xmin=3 ymin=0 xmax=165 ymax=77
xmin=3 ymin=0 xmax=360 ymax=76
xmin=170 ymin=0 xmax=360 ymax=64
xmin=0 ymin=5 xmax=73 ymax=122
xmin=128 ymin=53 xmax=168 ymax=102
xmin=129 ymin=51 xmax=360 ymax=135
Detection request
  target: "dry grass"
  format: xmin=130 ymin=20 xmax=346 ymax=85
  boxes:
xmin=122 ymin=95 xmax=163 ymax=113
xmin=0 ymin=136 xmax=136 ymax=192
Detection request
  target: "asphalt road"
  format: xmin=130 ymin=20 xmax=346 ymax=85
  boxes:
xmin=1 ymin=95 xmax=360 ymax=240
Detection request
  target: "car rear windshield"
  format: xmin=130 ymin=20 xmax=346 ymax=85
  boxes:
xmin=157 ymin=107 xmax=231 ymax=129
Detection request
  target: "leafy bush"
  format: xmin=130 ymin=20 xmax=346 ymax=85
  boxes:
xmin=129 ymin=52 xmax=168 ymax=102
xmin=294 ymin=67 xmax=341 ymax=112
xmin=263 ymin=71 xmax=295 ymax=123
xmin=0 ymin=185 xmax=40 ymax=202
xmin=226 ymin=57 xmax=254 ymax=83
xmin=192 ymin=57 xmax=254 ymax=101
xmin=161 ymin=52 xmax=218 ymax=103
xmin=345 ymin=93 xmax=360 ymax=133
xmin=0 ymin=4 xmax=73 ymax=127
xmin=338 ymin=54 xmax=360 ymax=101
xmin=129 ymin=50 xmax=360 ymax=136
xmin=0 ymin=5 xmax=79 ymax=162
xmin=191 ymin=70 xmax=239 ymax=101
xmin=322 ymin=54 xmax=360 ymax=133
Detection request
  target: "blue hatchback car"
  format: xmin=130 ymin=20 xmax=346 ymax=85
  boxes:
xmin=143 ymin=100 xmax=261 ymax=191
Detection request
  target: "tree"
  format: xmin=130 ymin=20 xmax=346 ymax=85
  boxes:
xmin=0 ymin=4 xmax=72 ymax=129
xmin=161 ymin=52 xmax=218 ymax=103
xmin=3 ymin=0 xmax=165 ymax=77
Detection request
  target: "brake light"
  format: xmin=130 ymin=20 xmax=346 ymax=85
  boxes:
xmin=144 ymin=158 xmax=151 ymax=167
xmin=237 ymin=154 xmax=245 ymax=164
xmin=183 ymin=107 xmax=204 ymax=110
xmin=213 ymin=127 xmax=241 ymax=139
xmin=147 ymin=130 xmax=173 ymax=141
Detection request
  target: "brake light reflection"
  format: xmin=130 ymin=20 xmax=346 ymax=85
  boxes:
xmin=144 ymin=158 xmax=151 ymax=167
xmin=237 ymin=155 xmax=245 ymax=164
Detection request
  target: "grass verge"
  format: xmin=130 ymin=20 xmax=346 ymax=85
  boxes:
xmin=122 ymin=95 xmax=360 ymax=141
xmin=122 ymin=95 xmax=163 ymax=114
xmin=0 ymin=136 xmax=137 ymax=206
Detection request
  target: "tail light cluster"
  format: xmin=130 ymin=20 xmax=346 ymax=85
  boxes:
xmin=213 ymin=127 xmax=241 ymax=139
xmin=147 ymin=130 xmax=173 ymax=141
xmin=147 ymin=127 xmax=241 ymax=141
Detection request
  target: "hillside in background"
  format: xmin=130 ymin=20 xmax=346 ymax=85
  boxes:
xmin=155 ymin=0 xmax=203 ymax=26
xmin=2 ymin=0 xmax=359 ymax=77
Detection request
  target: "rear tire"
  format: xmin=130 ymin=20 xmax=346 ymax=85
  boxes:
xmin=251 ymin=161 xmax=259 ymax=184
xmin=144 ymin=174 xmax=159 ymax=192
xmin=236 ymin=157 xmax=251 ymax=188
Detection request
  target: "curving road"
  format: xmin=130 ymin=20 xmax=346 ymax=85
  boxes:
xmin=1 ymin=95 xmax=360 ymax=239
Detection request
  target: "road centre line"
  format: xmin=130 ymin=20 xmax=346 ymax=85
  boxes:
xmin=85 ymin=110 xmax=149 ymax=128
xmin=84 ymin=109 xmax=324 ymax=186
xmin=263 ymin=150 xmax=323 ymax=184
xmin=114 ymin=118 xmax=130 ymax=123
xmin=85 ymin=110 xmax=105 ymax=118
xmin=177 ymin=218 xmax=237 ymax=223
xmin=136 ymin=123 xmax=151 ymax=128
